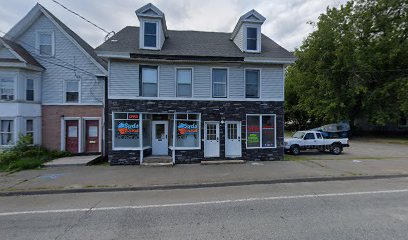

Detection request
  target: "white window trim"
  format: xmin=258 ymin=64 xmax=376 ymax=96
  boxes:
xmin=25 ymin=79 xmax=35 ymax=102
xmin=175 ymin=67 xmax=194 ymax=98
xmin=244 ymin=68 xmax=262 ymax=99
xmin=140 ymin=65 xmax=159 ymax=97
xmin=140 ymin=20 xmax=160 ymax=50
xmin=0 ymin=118 xmax=15 ymax=147
xmin=246 ymin=114 xmax=277 ymax=149
xmin=63 ymin=79 xmax=81 ymax=104
xmin=243 ymin=25 xmax=261 ymax=53
xmin=211 ymin=67 xmax=229 ymax=98
xmin=170 ymin=113 xmax=201 ymax=150
xmin=0 ymin=75 xmax=16 ymax=101
xmin=36 ymin=31 xmax=55 ymax=57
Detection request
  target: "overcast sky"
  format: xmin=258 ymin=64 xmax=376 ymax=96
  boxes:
xmin=0 ymin=0 xmax=348 ymax=51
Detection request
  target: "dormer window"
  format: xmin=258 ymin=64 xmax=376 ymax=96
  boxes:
xmin=246 ymin=27 xmax=258 ymax=51
xmin=143 ymin=22 xmax=158 ymax=48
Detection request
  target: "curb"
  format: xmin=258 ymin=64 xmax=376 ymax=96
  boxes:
xmin=1 ymin=173 xmax=408 ymax=197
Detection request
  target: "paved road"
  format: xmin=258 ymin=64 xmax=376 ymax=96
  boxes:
xmin=1 ymin=178 xmax=408 ymax=239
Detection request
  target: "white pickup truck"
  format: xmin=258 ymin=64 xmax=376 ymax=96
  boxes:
xmin=284 ymin=130 xmax=349 ymax=155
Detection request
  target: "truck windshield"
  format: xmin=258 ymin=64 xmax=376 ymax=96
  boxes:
xmin=292 ymin=132 xmax=305 ymax=139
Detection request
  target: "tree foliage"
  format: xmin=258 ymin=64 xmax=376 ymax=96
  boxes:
xmin=286 ymin=0 xmax=408 ymax=129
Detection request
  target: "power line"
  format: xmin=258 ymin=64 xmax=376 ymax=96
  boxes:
xmin=50 ymin=0 xmax=110 ymax=34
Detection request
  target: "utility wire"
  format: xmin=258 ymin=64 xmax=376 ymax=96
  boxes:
xmin=50 ymin=0 xmax=110 ymax=34
xmin=0 ymin=30 xmax=99 ymax=77
xmin=49 ymin=0 xmax=115 ymax=40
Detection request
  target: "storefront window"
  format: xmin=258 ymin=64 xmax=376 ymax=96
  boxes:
xmin=170 ymin=113 xmax=200 ymax=149
xmin=246 ymin=114 xmax=276 ymax=148
xmin=262 ymin=115 xmax=275 ymax=147
xmin=113 ymin=113 xmax=140 ymax=149
xmin=247 ymin=115 xmax=261 ymax=148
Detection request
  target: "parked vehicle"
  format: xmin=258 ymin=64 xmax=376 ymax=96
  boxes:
xmin=284 ymin=131 xmax=349 ymax=155
xmin=310 ymin=121 xmax=351 ymax=138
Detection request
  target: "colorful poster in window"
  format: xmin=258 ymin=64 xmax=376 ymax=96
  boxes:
xmin=117 ymin=122 xmax=139 ymax=135
xmin=177 ymin=122 xmax=198 ymax=136
xmin=248 ymin=133 xmax=260 ymax=144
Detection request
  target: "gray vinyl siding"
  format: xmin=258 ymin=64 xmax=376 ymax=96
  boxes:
xmin=108 ymin=61 xmax=284 ymax=101
xmin=15 ymin=13 xmax=104 ymax=104
xmin=229 ymin=67 xmax=245 ymax=98
xmin=233 ymin=26 xmax=244 ymax=52
xmin=0 ymin=47 xmax=16 ymax=59
xmin=109 ymin=61 xmax=139 ymax=97
xmin=193 ymin=66 xmax=211 ymax=98
xmin=159 ymin=65 xmax=174 ymax=97
xmin=261 ymin=66 xmax=283 ymax=99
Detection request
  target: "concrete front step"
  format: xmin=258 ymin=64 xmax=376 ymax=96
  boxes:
xmin=44 ymin=155 xmax=101 ymax=167
xmin=142 ymin=156 xmax=173 ymax=166
xmin=201 ymin=160 xmax=246 ymax=165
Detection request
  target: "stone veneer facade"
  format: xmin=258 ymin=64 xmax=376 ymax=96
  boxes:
xmin=108 ymin=99 xmax=284 ymax=165
xmin=42 ymin=105 xmax=103 ymax=151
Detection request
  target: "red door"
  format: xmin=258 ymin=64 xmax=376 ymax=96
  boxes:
xmin=65 ymin=120 xmax=79 ymax=153
xmin=85 ymin=120 xmax=99 ymax=153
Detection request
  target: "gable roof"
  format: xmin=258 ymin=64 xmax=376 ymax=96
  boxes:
xmin=231 ymin=9 xmax=266 ymax=40
xmin=0 ymin=37 xmax=45 ymax=70
xmin=96 ymin=26 xmax=295 ymax=63
xmin=135 ymin=3 xmax=168 ymax=37
xmin=5 ymin=3 xmax=107 ymax=74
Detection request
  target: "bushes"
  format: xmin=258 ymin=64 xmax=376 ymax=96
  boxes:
xmin=0 ymin=134 xmax=71 ymax=172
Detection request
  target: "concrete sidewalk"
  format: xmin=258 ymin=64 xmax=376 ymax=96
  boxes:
xmin=1 ymin=158 xmax=408 ymax=195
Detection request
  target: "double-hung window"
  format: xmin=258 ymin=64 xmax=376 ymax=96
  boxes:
xmin=37 ymin=32 xmax=54 ymax=56
xmin=65 ymin=80 xmax=79 ymax=103
xmin=176 ymin=68 xmax=192 ymax=97
xmin=26 ymin=119 xmax=34 ymax=144
xmin=246 ymin=114 xmax=276 ymax=148
xmin=141 ymin=66 xmax=158 ymax=97
xmin=246 ymin=27 xmax=258 ymax=51
xmin=0 ymin=78 xmax=14 ymax=101
xmin=245 ymin=69 xmax=260 ymax=98
xmin=144 ymin=22 xmax=157 ymax=48
xmin=212 ymin=69 xmax=227 ymax=98
xmin=26 ymin=79 xmax=34 ymax=101
xmin=0 ymin=120 xmax=14 ymax=146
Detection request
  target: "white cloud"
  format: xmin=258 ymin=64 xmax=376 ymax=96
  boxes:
xmin=0 ymin=0 xmax=348 ymax=50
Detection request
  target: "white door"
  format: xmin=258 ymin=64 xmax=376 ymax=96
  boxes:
xmin=152 ymin=121 xmax=168 ymax=155
xmin=225 ymin=121 xmax=242 ymax=157
xmin=204 ymin=122 xmax=220 ymax=157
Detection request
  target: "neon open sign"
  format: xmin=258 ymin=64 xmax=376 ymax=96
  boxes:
xmin=128 ymin=114 xmax=139 ymax=119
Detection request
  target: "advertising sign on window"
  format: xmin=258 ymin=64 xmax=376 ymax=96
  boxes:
xmin=177 ymin=122 xmax=198 ymax=136
xmin=117 ymin=122 xmax=139 ymax=135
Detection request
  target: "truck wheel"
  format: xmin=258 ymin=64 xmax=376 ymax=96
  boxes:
xmin=330 ymin=144 xmax=342 ymax=155
xmin=290 ymin=145 xmax=301 ymax=155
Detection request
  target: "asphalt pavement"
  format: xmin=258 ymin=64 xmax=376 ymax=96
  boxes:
xmin=1 ymin=177 xmax=408 ymax=239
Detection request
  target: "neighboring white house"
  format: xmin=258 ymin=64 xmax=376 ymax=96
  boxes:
xmin=0 ymin=4 xmax=107 ymax=154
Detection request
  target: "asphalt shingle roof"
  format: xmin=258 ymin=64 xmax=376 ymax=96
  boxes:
xmin=96 ymin=26 xmax=295 ymax=61
xmin=0 ymin=37 xmax=44 ymax=69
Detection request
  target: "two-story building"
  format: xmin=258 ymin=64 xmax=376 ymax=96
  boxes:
xmin=96 ymin=3 xmax=295 ymax=165
xmin=0 ymin=4 xmax=107 ymax=154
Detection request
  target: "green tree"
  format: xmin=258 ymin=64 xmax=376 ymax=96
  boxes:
xmin=285 ymin=0 xmax=408 ymax=128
